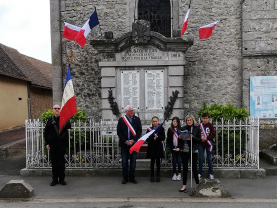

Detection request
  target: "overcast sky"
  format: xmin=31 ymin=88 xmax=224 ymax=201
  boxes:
xmin=0 ymin=0 xmax=51 ymax=63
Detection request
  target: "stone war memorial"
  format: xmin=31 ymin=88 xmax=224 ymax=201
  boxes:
xmin=50 ymin=0 xmax=277 ymax=147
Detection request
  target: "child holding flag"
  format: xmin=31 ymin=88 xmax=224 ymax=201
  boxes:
xmin=198 ymin=113 xmax=215 ymax=180
xmin=146 ymin=116 xmax=165 ymax=182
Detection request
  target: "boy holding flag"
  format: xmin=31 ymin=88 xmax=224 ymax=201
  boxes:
xmin=198 ymin=113 xmax=215 ymax=180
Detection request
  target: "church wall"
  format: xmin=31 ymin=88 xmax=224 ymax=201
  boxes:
xmin=53 ymin=0 xmax=277 ymax=125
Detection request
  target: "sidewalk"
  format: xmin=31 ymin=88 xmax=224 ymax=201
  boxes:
xmin=0 ymin=174 xmax=277 ymax=200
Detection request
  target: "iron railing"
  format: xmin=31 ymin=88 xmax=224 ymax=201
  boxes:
xmin=25 ymin=118 xmax=259 ymax=169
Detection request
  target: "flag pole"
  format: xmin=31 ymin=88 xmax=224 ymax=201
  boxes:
xmin=191 ymin=132 xmax=192 ymax=189
xmin=95 ymin=7 xmax=102 ymax=36
xmin=69 ymin=50 xmax=73 ymax=68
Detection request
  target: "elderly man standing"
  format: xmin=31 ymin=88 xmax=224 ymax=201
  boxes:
xmin=45 ymin=104 xmax=71 ymax=186
xmin=117 ymin=105 xmax=142 ymax=184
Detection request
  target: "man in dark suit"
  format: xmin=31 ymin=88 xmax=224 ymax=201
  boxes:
xmin=117 ymin=105 xmax=142 ymax=184
xmin=45 ymin=104 xmax=71 ymax=186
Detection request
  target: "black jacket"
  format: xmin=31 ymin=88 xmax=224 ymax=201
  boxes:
xmin=146 ymin=126 xmax=165 ymax=158
xmin=44 ymin=116 xmax=71 ymax=147
xmin=179 ymin=125 xmax=201 ymax=152
xmin=117 ymin=115 xmax=142 ymax=148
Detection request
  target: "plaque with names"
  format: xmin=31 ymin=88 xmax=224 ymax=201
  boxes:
xmin=121 ymin=71 xmax=140 ymax=109
xmin=145 ymin=70 xmax=164 ymax=109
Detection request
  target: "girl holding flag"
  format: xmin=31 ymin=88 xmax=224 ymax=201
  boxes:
xmin=146 ymin=116 xmax=165 ymax=182
xmin=166 ymin=117 xmax=182 ymax=181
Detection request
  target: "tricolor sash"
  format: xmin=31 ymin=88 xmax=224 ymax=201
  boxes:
xmin=199 ymin=123 xmax=213 ymax=152
xmin=173 ymin=128 xmax=179 ymax=147
xmin=122 ymin=115 xmax=136 ymax=137
xmin=199 ymin=123 xmax=207 ymax=137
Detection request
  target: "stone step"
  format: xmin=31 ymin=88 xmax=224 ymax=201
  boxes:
xmin=260 ymin=149 xmax=277 ymax=166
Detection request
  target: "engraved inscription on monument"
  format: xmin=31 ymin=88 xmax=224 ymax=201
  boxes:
xmin=145 ymin=70 xmax=164 ymax=109
xmin=121 ymin=71 xmax=140 ymax=109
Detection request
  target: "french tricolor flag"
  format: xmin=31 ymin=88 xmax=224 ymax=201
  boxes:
xmin=75 ymin=10 xmax=99 ymax=47
xmin=181 ymin=8 xmax=190 ymax=36
xmin=129 ymin=123 xmax=163 ymax=154
xmin=199 ymin=21 xmax=219 ymax=39
xmin=59 ymin=67 xmax=77 ymax=131
xmin=62 ymin=22 xmax=81 ymax=41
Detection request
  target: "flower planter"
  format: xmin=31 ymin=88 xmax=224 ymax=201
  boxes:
xmin=140 ymin=144 xmax=148 ymax=152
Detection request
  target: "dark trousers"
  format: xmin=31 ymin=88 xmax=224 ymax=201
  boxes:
xmin=171 ymin=150 xmax=181 ymax=174
xmin=150 ymin=158 xmax=161 ymax=177
xmin=198 ymin=145 xmax=213 ymax=175
xmin=121 ymin=148 xmax=137 ymax=180
xmin=50 ymin=144 xmax=66 ymax=181
xmin=181 ymin=152 xmax=199 ymax=185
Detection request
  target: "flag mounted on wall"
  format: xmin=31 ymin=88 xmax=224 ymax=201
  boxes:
xmin=181 ymin=8 xmax=190 ymax=35
xmin=75 ymin=10 xmax=99 ymax=47
xmin=62 ymin=22 xmax=81 ymax=41
xmin=199 ymin=21 xmax=219 ymax=39
xmin=59 ymin=67 xmax=77 ymax=131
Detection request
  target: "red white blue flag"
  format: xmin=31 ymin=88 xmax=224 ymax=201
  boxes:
xmin=62 ymin=22 xmax=81 ymax=41
xmin=59 ymin=67 xmax=77 ymax=131
xmin=130 ymin=123 xmax=163 ymax=154
xmin=199 ymin=21 xmax=219 ymax=39
xmin=181 ymin=8 xmax=190 ymax=35
xmin=75 ymin=10 xmax=99 ymax=47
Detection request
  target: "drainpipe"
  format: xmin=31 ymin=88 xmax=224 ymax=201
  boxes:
xmin=27 ymin=82 xmax=31 ymax=119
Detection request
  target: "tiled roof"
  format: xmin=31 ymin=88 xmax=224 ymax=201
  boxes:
xmin=0 ymin=44 xmax=52 ymax=88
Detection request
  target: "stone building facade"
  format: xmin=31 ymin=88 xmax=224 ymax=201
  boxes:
xmin=50 ymin=0 xmax=277 ymax=128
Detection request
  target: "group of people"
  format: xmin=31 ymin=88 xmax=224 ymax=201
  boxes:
xmin=44 ymin=104 xmax=215 ymax=191
xmin=117 ymin=105 xmax=215 ymax=192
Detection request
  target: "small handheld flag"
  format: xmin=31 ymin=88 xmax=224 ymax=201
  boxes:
xmin=129 ymin=123 xmax=163 ymax=154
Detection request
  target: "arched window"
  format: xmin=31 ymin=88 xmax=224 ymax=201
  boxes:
xmin=138 ymin=0 xmax=171 ymax=37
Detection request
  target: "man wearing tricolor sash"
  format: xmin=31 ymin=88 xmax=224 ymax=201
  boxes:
xmin=198 ymin=113 xmax=215 ymax=180
xmin=117 ymin=105 xmax=142 ymax=184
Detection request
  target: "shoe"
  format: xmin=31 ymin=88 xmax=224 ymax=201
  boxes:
xmin=130 ymin=178 xmax=137 ymax=184
xmin=209 ymin=174 xmax=214 ymax=179
xmin=150 ymin=177 xmax=155 ymax=182
xmin=156 ymin=177 xmax=160 ymax=182
xmin=176 ymin=174 xmax=182 ymax=180
xmin=172 ymin=174 xmax=177 ymax=181
xmin=50 ymin=180 xmax=58 ymax=186
xmin=59 ymin=180 xmax=67 ymax=185
xmin=198 ymin=174 xmax=202 ymax=180
xmin=122 ymin=178 xmax=128 ymax=184
xmin=179 ymin=188 xmax=186 ymax=193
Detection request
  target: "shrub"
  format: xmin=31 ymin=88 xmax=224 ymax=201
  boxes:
xmin=197 ymin=102 xmax=250 ymax=160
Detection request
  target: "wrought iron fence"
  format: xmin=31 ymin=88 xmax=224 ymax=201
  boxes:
xmin=25 ymin=118 xmax=259 ymax=169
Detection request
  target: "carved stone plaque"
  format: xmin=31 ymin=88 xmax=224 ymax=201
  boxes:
xmin=121 ymin=71 xmax=140 ymax=109
xmin=116 ymin=45 xmax=184 ymax=62
xmin=145 ymin=70 xmax=164 ymax=110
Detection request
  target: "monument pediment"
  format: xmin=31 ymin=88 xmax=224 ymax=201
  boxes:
xmin=90 ymin=21 xmax=193 ymax=54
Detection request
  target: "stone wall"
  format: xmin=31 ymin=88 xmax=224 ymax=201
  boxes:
xmin=53 ymin=0 xmax=277 ymax=127
xmin=242 ymin=0 xmax=277 ymax=149
xmin=30 ymin=86 xmax=52 ymax=119
xmin=242 ymin=0 xmax=277 ymax=111
xmin=180 ymin=0 xmax=243 ymax=116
